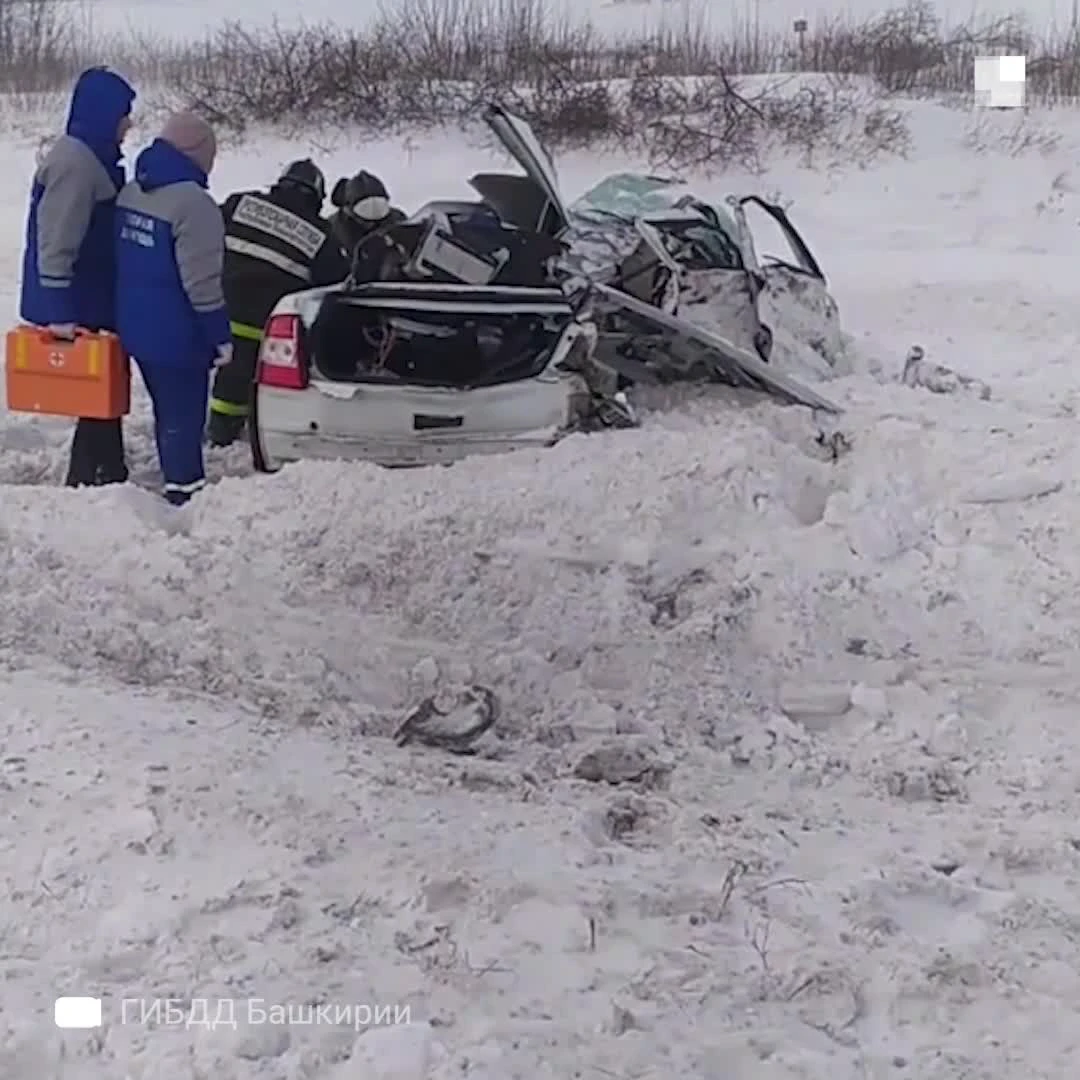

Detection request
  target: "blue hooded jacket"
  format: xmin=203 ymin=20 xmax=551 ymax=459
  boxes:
xmin=19 ymin=67 xmax=135 ymax=330
xmin=115 ymin=138 xmax=230 ymax=369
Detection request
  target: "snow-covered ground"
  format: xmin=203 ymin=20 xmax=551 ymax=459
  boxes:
xmin=5 ymin=92 xmax=1080 ymax=1079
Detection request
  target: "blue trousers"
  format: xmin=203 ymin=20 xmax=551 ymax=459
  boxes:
xmin=136 ymin=360 xmax=209 ymax=505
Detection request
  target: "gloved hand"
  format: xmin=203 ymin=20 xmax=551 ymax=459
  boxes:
xmin=212 ymin=343 xmax=233 ymax=369
xmin=48 ymin=323 xmax=76 ymax=340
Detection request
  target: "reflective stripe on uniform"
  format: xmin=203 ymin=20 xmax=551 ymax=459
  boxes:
xmin=209 ymin=396 xmax=249 ymax=417
xmin=225 ymin=235 xmax=311 ymax=282
xmin=230 ymin=320 xmax=263 ymax=341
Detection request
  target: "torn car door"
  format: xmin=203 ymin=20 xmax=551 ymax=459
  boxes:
xmin=736 ymin=196 xmax=844 ymax=370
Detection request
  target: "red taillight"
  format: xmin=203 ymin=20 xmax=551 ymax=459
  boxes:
xmin=257 ymin=314 xmax=308 ymax=389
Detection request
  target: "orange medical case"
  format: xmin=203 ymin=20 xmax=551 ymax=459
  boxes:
xmin=5 ymin=324 xmax=130 ymax=420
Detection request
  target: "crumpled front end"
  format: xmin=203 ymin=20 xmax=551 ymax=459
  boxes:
xmin=563 ymin=176 xmax=849 ymax=392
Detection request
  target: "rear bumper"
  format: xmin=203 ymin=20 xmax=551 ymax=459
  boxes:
xmin=261 ymin=427 xmax=564 ymax=467
xmin=254 ymin=372 xmax=585 ymax=469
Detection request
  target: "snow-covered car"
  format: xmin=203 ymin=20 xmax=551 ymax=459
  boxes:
xmin=250 ymin=106 xmax=838 ymax=473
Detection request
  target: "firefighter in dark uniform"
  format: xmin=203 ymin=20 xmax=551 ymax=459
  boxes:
xmin=207 ymin=159 xmax=349 ymax=447
xmin=328 ymin=170 xmax=406 ymax=263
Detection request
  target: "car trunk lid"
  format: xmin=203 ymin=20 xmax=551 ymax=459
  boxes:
xmin=469 ymin=104 xmax=570 ymax=239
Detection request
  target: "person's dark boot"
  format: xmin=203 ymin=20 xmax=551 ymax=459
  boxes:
xmin=206 ymin=411 xmax=246 ymax=448
xmin=65 ymin=418 xmax=128 ymax=487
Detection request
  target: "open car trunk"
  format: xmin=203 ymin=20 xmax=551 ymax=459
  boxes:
xmin=307 ymin=282 xmax=579 ymax=389
xmin=303 ymin=106 xmax=580 ymax=391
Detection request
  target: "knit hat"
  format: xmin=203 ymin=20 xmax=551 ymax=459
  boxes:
xmin=159 ymin=111 xmax=216 ymax=175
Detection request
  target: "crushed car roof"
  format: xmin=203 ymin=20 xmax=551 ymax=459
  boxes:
xmin=571 ymin=172 xmax=741 ymax=233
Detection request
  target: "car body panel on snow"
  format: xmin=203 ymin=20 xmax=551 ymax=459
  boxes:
xmin=251 ymin=108 xmax=839 ymax=473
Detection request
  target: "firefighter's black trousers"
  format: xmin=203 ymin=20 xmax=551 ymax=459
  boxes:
xmin=206 ymin=323 xmax=261 ymax=447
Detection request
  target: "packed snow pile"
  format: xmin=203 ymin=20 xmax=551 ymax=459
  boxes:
xmin=6 ymin=98 xmax=1080 ymax=1079
xmin=5 ymin=382 xmax=1080 ymax=1078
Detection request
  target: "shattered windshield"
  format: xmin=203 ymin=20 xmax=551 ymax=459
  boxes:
xmin=572 ymin=173 xmax=680 ymax=218
xmin=571 ymin=173 xmax=740 ymax=235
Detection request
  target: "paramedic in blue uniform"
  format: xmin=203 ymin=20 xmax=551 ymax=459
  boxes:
xmin=114 ymin=112 xmax=231 ymax=505
xmin=19 ymin=66 xmax=136 ymax=487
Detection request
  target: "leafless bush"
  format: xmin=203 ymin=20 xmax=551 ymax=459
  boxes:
xmin=8 ymin=0 xmax=1080 ymax=170
xmin=152 ymin=0 xmax=914 ymax=169
xmin=962 ymin=111 xmax=1062 ymax=156
xmin=637 ymin=73 xmax=911 ymax=172
xmin=0 ymin=0 xmax=75 ymax=91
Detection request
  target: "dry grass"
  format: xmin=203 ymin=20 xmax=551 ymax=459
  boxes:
xmin=1 ymin=0 xmax=1076 ymax=169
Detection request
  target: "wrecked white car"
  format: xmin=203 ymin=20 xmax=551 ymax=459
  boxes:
xmin=250 ymin=106 xmax=839 ymax=473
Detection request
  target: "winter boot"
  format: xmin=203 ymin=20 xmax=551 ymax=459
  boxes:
xmin=65 ymin=417 xmax=128 ymax=487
